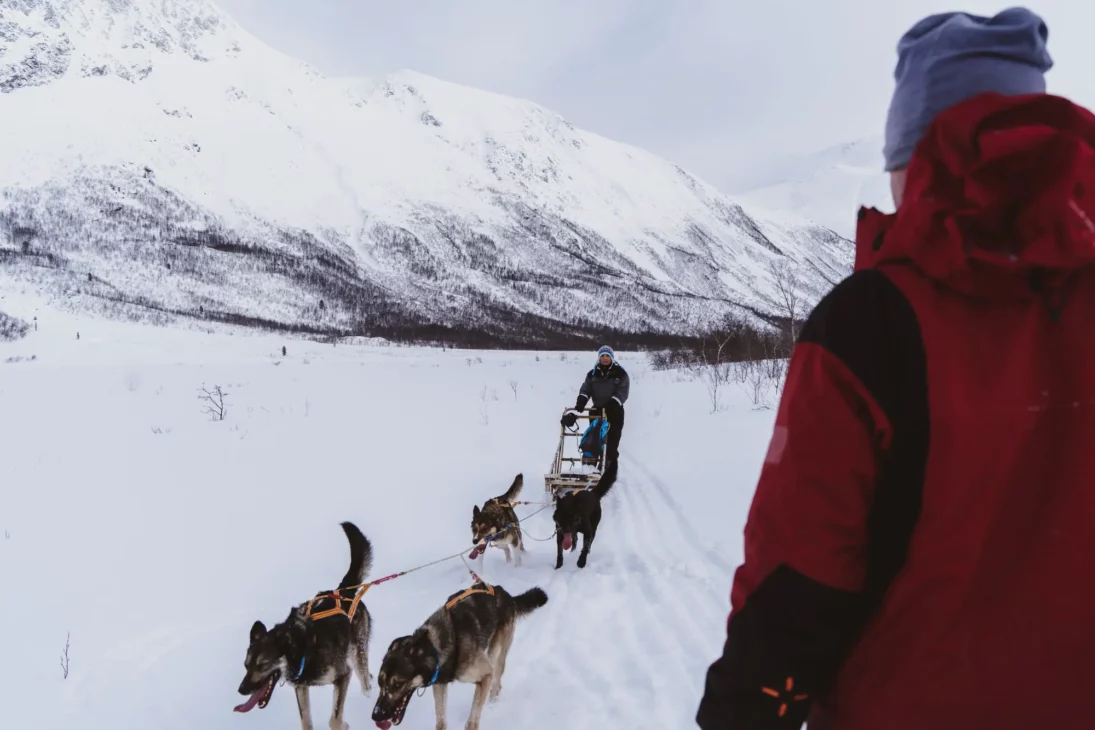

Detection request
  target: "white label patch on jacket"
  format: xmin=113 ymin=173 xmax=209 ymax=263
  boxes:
xmin=764 ymin=425 xmax=788 ymax=465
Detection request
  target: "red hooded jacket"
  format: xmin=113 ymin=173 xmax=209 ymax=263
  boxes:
xmin=696 ymin=92 xmax=1095 ymax=730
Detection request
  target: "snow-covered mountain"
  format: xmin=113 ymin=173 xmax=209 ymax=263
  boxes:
xmin=0 ymin=0 xmax=853 ymax=346
xmin=731 ymin=137 xmax=893 ymax=241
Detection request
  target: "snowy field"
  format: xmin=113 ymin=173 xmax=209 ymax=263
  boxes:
xmin=0 ymin=298 xmax=778 ymax=730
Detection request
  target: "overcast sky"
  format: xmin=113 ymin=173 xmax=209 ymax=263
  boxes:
xmin=217 ymin=0 xmax=1095 ymax=193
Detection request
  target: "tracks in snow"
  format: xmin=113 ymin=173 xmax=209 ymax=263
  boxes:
xmin=490 ymin=455 xmax=736 ymax=729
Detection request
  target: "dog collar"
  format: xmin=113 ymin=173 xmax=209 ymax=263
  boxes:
xmin=425 ymin=646 xmax=441 ymax=688
xmin=290 ymin=655 xmax=305 ymax=681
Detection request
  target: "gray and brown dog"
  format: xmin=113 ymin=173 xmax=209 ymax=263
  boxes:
xmin=470 ymin=473 xmax=526 ymax=568
xmin=371 ymin=581 xmax=548 ymax=730
xmin=235 ymin=522 xmax=374 ymax=730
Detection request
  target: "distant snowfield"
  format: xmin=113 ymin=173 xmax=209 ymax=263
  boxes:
xmin=0 ymin=299 xmax=776 ymax=730
xmin=730 ymin=137 xmax=894 ymax=240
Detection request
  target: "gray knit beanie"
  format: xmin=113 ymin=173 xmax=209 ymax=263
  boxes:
xmin=883 ymin=7 xmax=1053 ymax=171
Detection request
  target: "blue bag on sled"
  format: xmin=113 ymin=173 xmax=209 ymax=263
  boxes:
xmin=579 ymin=417 xmax=610 ymax=466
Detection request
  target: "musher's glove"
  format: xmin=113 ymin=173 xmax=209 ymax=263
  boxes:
xmin=561 ymin=412 xmax=579 ymax=428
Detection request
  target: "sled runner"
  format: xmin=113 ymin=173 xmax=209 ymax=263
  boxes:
xmin=545 ymin=407 xmax=608 ymax=498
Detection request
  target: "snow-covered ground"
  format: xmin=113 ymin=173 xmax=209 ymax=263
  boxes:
xmin=0 ymin=298 xmax=777 ymax=730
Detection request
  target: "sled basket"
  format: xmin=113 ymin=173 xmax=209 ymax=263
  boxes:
xmin=545 ymin=407 xmax=609 ymax=498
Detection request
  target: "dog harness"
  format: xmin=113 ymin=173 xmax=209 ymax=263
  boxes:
xmin=443 ymin=582 xmax=495 ymax=611
xmin=419 ymin=582 xmax=495 ymax=690
xmin=303 ymin=585 xmax=370 ymax=621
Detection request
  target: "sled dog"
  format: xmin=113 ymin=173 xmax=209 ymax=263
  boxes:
xmin=235 ymin=521 xmax=374 ymax=730
xmin=553 ymin=468 xmax=616 ymax=569
xmin=371 ymin=582 xmax=548 ymax=730
xmin=470 ymin=473 xmax=526 ymax=567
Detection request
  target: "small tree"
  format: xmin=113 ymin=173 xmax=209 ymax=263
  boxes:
xmin=509 ymin=380 xmax=518 ymax=400
xmin=478 ymin=385 xmax=490 ymax=425
xmin=60 ymin=631 xmax=71 ymax=679
xmin=696 ymin=332 xmax=736 ymax=413
xmin=198 ymin=384 xmax=229 ymax=421
xmin=768 ymin=258 xmax=803 ymax=342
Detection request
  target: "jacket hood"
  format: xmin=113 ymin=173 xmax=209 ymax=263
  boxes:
xmin=856 ymin=92 xmax=1095 ymax=301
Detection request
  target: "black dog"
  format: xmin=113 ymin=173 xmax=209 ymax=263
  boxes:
xmin=553 ymin=470 xmax=616 ymax=569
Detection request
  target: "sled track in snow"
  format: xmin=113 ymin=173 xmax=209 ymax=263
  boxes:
xmin=492 ymin=456 xmax=735 ymax=729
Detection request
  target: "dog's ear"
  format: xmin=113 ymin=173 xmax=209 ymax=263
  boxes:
xmin=250 ymin=620 xmax=267 ymax=643
xmin=410 ymin=632 xmax=432 ymax=659
xmin=472 ymin=505 xmax=480 ymax=518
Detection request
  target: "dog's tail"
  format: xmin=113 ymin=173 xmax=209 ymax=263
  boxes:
xmin=338 ymin=521 xmax=373 ymax=589
xmin=593 ymin=468 xmax=617 ymax=500
xmin=513 ymin=587 xmax=548 ymax=618
xmin=497 ymin=473 xmax=524 ymax=503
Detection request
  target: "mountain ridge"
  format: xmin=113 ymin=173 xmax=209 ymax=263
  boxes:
xmin=0 ymin=0 xmax=854 ymax=347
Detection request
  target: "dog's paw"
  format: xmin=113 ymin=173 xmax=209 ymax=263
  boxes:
xmin=554 ymin=560 xmax=563 ymax=570
xmin=577 ymin=554 xmax=587 ymax=569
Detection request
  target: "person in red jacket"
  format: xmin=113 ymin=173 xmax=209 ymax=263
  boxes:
xmin=696 ymin=7 xmax=1095 ymax=730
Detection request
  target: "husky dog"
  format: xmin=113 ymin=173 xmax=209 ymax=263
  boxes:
xmin=470 ymin=473 xmax=526 ymax=567
xmin=553 ymin=469 xmax=616 ymax=569
xmin=236 ymin=521 xmax=374 ymax=730
xmin=371 ymin=582 xmax=548 ymax=730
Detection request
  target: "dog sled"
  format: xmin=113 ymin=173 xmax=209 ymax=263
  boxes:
xmin=544 ymin=407 xmax=609 ymax=498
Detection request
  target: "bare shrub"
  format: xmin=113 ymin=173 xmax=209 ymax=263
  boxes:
xmin=0 ymin=311 xmax=29 ymax=342
xmin=60 ymin=631 xmax=71 ymax=679
xmin=509 ymin=380 xmax=518 ymax=400
xmin=478 ymin=384 xmax=489 ymax=425
xmin=197 ymin=384 xmax=228 ymax=421
xmin=694 ymin=331 xmax=739 ymax=413
xmin=734 ymin=340 xmax=790 ymax=410
xmin=767 ymin=258 xmax=804 ymax=343
xmin=737 ymin=360 xmax=769 ymax=409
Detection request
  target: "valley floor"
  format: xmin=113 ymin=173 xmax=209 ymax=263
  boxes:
xmin=0 ymin=298 xmax=777 ymax=730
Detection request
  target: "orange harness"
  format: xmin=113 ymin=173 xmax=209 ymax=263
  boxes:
xmin=444 ymin=582 xmax=495 ymax=611
xmin=303 ymin=585 xmax=371 ymax=621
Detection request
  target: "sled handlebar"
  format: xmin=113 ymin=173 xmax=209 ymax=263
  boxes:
xmin=561 ymin=407 xmax=604 ymax=418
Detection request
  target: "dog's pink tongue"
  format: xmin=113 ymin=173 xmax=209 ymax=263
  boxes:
xmin=233 ymin=689 xmax=264 ymax=713
xmin=376 ymin=722 xmax=392 ymax=730
xmin=562 ymin=533 xmax=573 ymax=551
